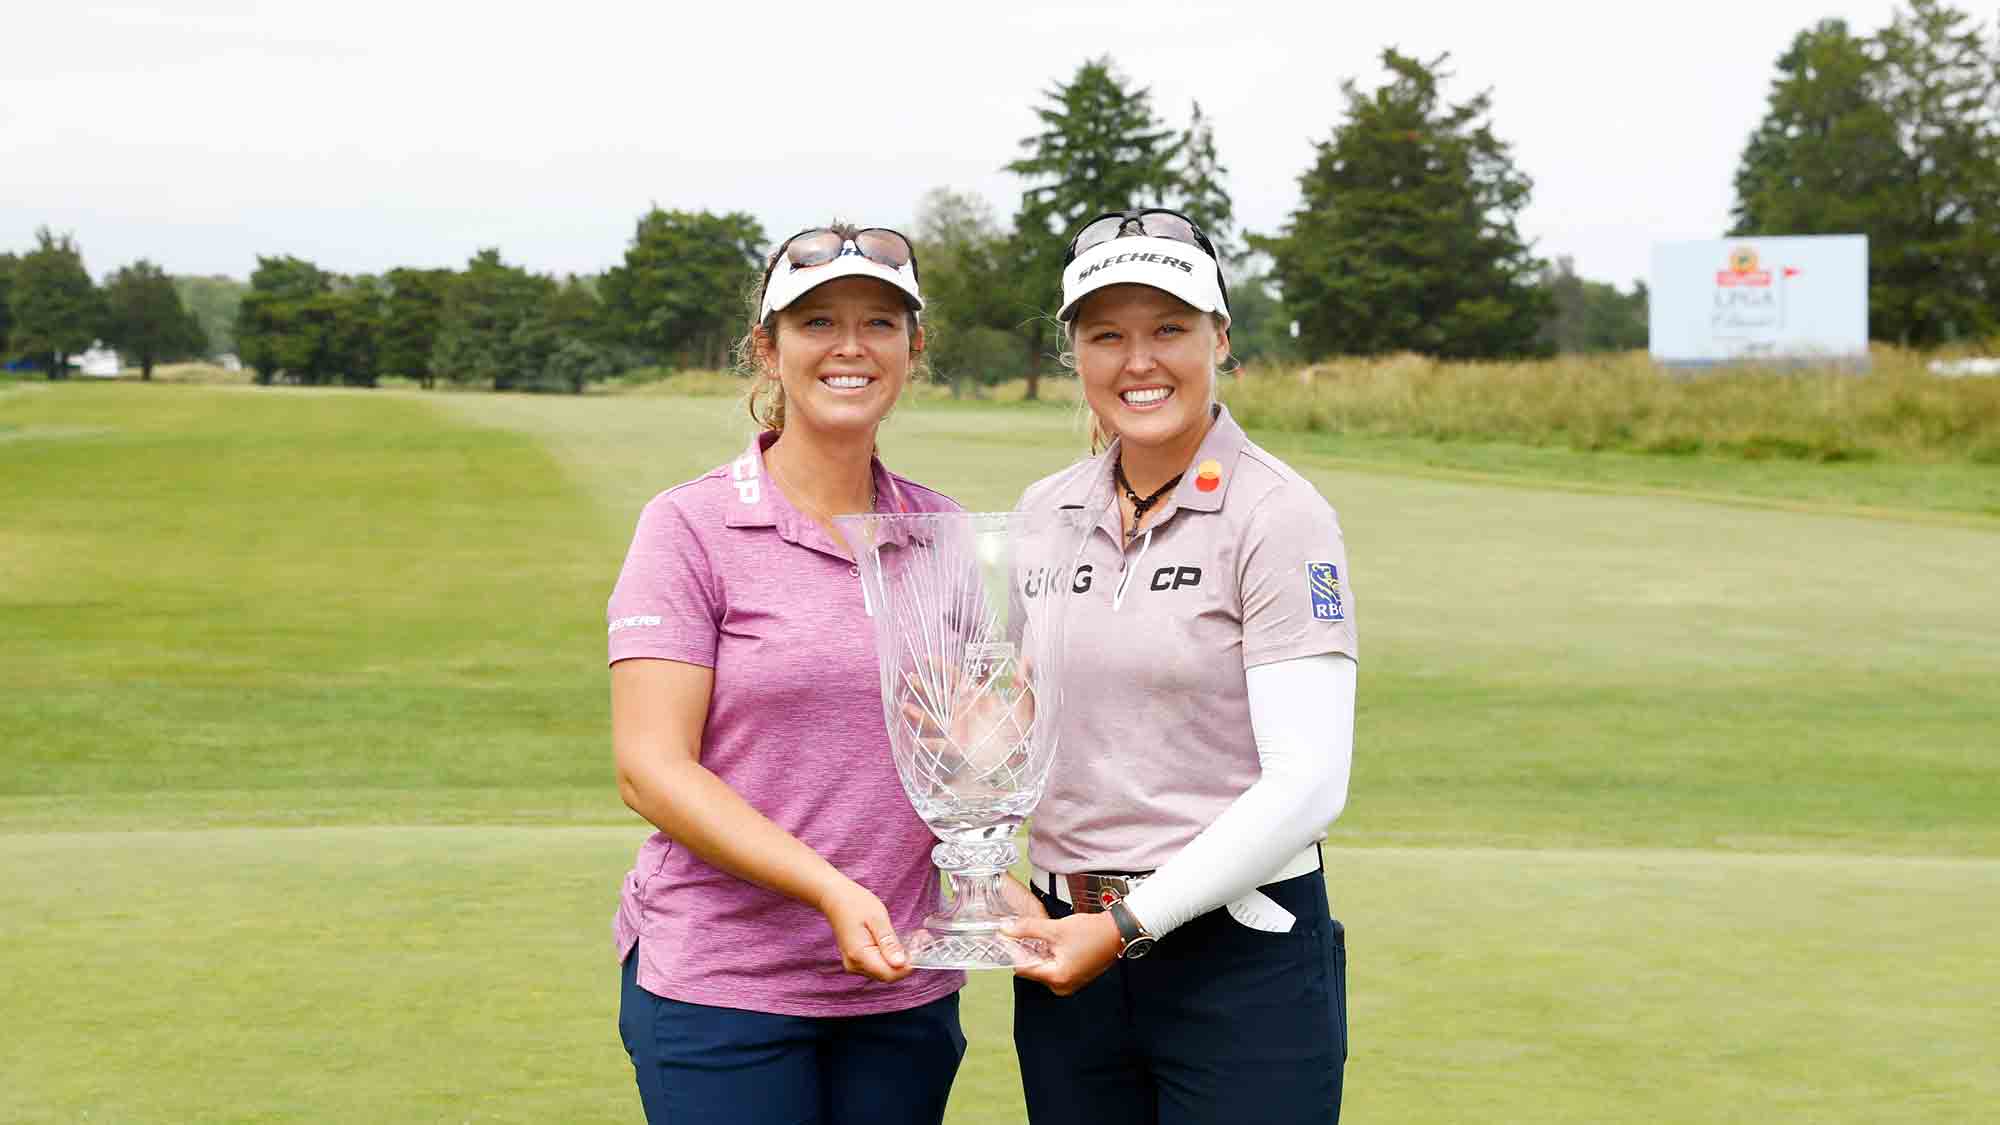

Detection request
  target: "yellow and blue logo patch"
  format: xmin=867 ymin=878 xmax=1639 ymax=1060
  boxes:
xmin=1307 ymin=562 xmax=1345 ymax=622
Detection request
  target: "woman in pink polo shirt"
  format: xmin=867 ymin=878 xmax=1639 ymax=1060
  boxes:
xmin=1006 ymin=209 xmax=1358 ymax=1124
xmin=605 ymin=225 xmax=966 ymax=1124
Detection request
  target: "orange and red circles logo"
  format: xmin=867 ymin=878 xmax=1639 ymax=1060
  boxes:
xmin=1194 ymin=459 xmax=1223 ymax=492
xmin=1717 ymin=245 xmax=1772 ymax=287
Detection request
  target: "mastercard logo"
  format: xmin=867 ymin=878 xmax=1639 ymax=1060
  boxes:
xmin=1195 ymin=459 xmax=1223 ymax=492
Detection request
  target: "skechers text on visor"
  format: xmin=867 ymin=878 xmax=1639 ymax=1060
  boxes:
xmin=1057 ymin=234 xmax=1230 ymax=328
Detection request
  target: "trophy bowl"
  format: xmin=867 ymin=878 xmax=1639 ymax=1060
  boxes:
xmin=837 ymin=509 xmax=1093 ymax=970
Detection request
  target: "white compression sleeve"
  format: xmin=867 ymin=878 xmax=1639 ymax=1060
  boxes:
xmin=1118 ymin=651 xmax=1355 ymax=938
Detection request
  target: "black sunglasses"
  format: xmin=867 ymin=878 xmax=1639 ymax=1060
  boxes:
xmin=1063 ymin=208 xmax=1229 ymax=306
xmin=762 ymin=226 xmax=921 ymax=289
xmin=1064 ymin=208 xmax=1217 ymax=264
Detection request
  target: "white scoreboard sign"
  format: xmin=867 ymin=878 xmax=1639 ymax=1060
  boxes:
xmin=1649 ymin=235 xmax=1868 ymax=366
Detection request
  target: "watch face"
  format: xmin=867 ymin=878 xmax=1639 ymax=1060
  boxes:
xmin=1121 ymin=936 xmax=1157 ymax=960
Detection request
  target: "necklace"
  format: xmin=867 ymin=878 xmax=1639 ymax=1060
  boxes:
xmin=1114 ymin=458 xmax=1182 ymax=536
xmin=768 ymin=452 xmax=876 ymax=529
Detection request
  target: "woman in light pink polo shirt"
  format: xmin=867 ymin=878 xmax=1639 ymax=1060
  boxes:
xmin=605 ymin=225 xmax=966 ymax=1124
xmin=1006 ymin=209 xmax=1358 ymax=1124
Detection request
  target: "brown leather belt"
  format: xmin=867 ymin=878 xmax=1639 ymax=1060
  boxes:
xmin=1032 ymin=844 xmax=1324 ymax=915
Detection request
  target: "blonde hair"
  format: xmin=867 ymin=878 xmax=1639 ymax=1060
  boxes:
xmin=736 ymin=222 xmax=925 ymax=434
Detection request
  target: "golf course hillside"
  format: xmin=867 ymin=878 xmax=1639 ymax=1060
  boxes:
xmin=4 ymin=380 xmax=1996 ymax=1123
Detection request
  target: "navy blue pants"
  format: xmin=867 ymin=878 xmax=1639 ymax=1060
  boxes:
xmin=619 ymin=949 xmax=966 ymax=1124
xmin=1014 ymin=870 xmax=1347 ymax=1125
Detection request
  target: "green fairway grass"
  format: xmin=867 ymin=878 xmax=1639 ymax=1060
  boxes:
xmin=3 ymin=830 xmax=1993 ymax=1123
xmin=440 ymin=389 xmax=2000 ymax=855
xmin=4 ymin=382 xmax=1997 ymax=1121
xmin=2 ymin=383 xmax=618 ymax=829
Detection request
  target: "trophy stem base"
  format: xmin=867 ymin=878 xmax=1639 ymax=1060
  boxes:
xmin=901 ymin=927 xmax=1049 ymax=970
xmin=899 ymin=860 xmax=1048 ymax=970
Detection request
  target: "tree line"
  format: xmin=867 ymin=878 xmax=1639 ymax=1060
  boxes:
xmin=4 ymin=1 xmax=1994 ymax=391
xmin=0 ymin=230 xmax=208 ymax=381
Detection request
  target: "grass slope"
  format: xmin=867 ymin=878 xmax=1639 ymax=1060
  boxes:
xmin=442 ymin=390 xmax=2000 ymax=855
xmin=2 ymin=383 xmax=620 ymax=828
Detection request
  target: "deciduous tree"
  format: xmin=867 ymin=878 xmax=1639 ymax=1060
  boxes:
xmin=236 ymin=256 xmax=332 ymax=385
xmin=0 ymin=252 xmax=18 ymax=360
xmin=1536 ymin=257 xmax=1648 ymax=354
xmin=1731 ymin=2 xmax=2000 ymax=344
xmin=599 ymin=208 xmax=764 ymax=369
xmin=1871 ymin=0 xmax=2000 ymax=342
xmin=104 ymin=259 xmax=202 ymax=380
xmin=512 ymin=277 xmax=618 ymax=394
xmin=431 ymin=249 xmax=556 ymax=390
xmin=381 ymin=268 xmax=454 ymax=389
xmin=321 ymin=278 xmax=387 ymax=388
xmin=11 ymin=227 xmax=102 ymax=379
xmin=173 ymin=275 xmax=248 ymax=357
xmin=914 ymin=187 xmax=1019 ymax=392
xmin=1223 ymin=262 xmax=1303 ymax=368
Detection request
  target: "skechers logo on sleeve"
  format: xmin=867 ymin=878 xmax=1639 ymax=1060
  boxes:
xmin=608 ymin=615 xmax=662 ymax=635
xmin=1075 ymin=252 xmax=1196 ymax=282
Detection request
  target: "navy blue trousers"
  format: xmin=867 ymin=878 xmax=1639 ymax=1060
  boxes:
xmin=1013 ymin=870 xmax=1347 ymax=1125
xmin=619 ymin=949 xmax=966 ymax=1125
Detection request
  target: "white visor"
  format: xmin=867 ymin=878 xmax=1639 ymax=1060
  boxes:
xmin=758 ymin=241 xmax=924 ymax=321
xmin=1057 ymin=234 xmax=1230 ymax=328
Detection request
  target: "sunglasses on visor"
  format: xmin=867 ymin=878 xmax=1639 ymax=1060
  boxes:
xmin=1063 ymin=208 xmax=1229 ymax=305
xmin=764 ymin=226 xmax=920 ymax=286
xmin=1063 ymin=208 xmax=1217 ymax=265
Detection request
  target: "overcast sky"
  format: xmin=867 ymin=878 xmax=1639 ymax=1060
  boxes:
xmin=4 ymin=0 xmax=1916 ymax=289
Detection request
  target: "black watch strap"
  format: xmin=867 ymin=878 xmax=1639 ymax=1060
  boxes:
xmin=1108 ymin=899 xmax=1156 ymax=958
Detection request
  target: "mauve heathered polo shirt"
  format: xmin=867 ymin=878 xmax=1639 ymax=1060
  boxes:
xmin=1019 ymin=405 xmax=1359 ymax=875
xmin=606 ymin=431 xmax=965 ymax=1016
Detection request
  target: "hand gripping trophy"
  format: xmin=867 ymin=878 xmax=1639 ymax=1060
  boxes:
xmin=837 ymin=509 xmax=1092 ymax=969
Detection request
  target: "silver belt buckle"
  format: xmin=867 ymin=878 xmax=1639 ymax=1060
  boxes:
xmin=1066 ymin=872 xmax=1147 ymax=913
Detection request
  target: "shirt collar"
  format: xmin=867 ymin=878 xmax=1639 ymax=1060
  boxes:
xmin=722 ymin=430 xmax=918 ymax=554
xmin=1165 ymin=402 xmax=1248 ymax=514
xmin=1048 ymin=402 xmax=1248 ymax=522
xmin=723 ymin=431 xmax=784 ymax=530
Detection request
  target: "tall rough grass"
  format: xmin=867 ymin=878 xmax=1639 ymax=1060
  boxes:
xmin=1221 ymin=349 xmax=2000 ymax=463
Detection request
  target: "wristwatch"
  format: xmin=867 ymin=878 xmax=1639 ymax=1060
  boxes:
xmin=1107 ymin=899 xmax=1158 ymax=959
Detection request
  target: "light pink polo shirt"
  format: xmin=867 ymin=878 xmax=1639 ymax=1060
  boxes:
xmin=606 ymin=430 xmax=965 ymax=1016
xmin=1018 ymin=404 xmax=1359 ymax=874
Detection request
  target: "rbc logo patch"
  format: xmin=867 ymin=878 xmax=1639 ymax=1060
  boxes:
xmin=1307 ymin=562 xmax=1345 ymax=622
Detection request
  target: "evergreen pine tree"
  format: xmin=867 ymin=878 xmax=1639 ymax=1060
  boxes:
xmin=1731 ymin=2 xmax=2000 ymax=344
xmin=1260 ymin=50 xmax=1549 ymax=359
xmin=1173 ymin=100 xmax=1237 ymax=263
xmin=1005 ymin=56 xmax=1182 ymax=398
